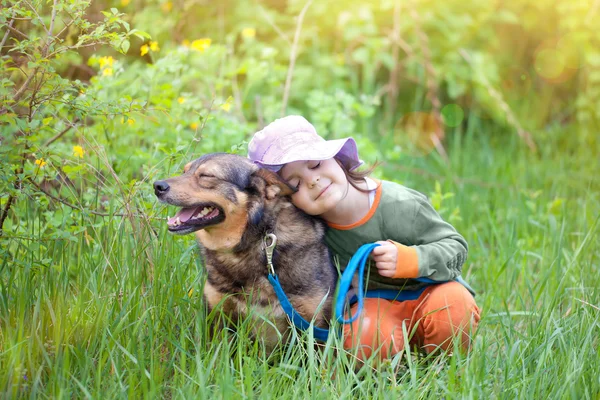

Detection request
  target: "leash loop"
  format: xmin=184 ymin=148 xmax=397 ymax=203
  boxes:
xmin=335 ymin=243 xmax=380 ymax=324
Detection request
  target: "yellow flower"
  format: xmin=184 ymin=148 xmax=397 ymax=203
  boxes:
xmin=102 ymin=68 xmax=113 ymax=77
xmin=241 ymin=28 xmax=256 ymax=39
xmin=190 ymin=122 xmax=199 ymax=130
xmin=191 ymin=38 xmax=211 ymax=53
xmin=182 ymin=39 xmax=190 ymax=48
xmin=150 ymin=41 xmax=160 ymax=52
xmin=127 ymin=118 xmax=135 ymax=126
xmin=177 ymin=97 xmax=185 ymax=104
xmin=161 ymin=1 xmax=172 ymax=12
xmin=121 ymin=0 xmax=130 ymax=5
xmin=73 ymin=145 xmax=85 ymax=158
xmin=35 ymin=158 xmax=47 ymax=168
xmin=140 ymin=44 xmax=149 ymax=56
xmin=220 ymin=97 xmax=233 ymax=112
xmin=98 ymin=56 xmax=114 ymax=69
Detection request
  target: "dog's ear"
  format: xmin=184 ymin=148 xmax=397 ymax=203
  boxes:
xmin=252 ymin=169 xmax=296 ymax=199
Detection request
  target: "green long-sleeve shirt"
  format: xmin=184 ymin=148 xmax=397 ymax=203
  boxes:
xmin=325 ymin=180 xmax=473 ymax=293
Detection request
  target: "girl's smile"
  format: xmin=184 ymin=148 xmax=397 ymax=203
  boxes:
xmin=316 ymin=183 xmax=331 ymax=200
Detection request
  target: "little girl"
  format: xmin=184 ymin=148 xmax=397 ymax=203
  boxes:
xmin=248 ymin=115 xmax=480 ymax=360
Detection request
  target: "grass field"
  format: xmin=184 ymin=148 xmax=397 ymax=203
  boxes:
xmin=1 ymin=125 xmax=599 ymax=398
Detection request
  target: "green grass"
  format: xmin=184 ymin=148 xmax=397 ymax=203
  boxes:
xmin=1 ymin=128 xmax=599 ymax=399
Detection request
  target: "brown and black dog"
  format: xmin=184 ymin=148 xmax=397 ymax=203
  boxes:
xmin=153 ymin=153 xmax=337 ymax=348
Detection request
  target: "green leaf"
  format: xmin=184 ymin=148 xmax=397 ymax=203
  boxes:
xmin=120 ymin=39 xmax=130 ymax=54
xmin=130 ymin=29 xmax=151 ymax=40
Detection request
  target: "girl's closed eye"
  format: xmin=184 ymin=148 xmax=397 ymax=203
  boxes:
xmin=288 ymin=178 xmax=300 ymax=189
xmin=309 ymin=161 xmax=321 ymax=170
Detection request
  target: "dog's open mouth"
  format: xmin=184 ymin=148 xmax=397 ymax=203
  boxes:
xmin=167 ymin=203 xmax=224 ymax=234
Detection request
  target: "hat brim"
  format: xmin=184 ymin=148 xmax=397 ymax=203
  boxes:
xmin=254 ymin=137 xmax=363 ymax=172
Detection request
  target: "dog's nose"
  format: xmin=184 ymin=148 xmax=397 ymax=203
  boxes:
xmin=153 ymin=180 xmax=170 ymax=196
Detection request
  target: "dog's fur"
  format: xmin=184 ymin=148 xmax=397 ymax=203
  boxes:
xmin=154 ymin=153 xmax=337 ymax=348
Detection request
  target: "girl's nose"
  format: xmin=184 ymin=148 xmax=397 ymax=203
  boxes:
xmin=309 ymin=175 xmax=320 ymax=188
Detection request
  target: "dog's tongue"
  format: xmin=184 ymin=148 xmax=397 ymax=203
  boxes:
xmin=168 ymin=207 xmax=198 ymax=224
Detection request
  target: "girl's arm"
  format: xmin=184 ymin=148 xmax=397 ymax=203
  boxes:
xmin=385 ymin=194 xmax=468 ymax=282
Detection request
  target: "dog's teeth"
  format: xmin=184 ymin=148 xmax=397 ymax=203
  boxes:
xmin=176 ymin=217 xmax=181 ymax=226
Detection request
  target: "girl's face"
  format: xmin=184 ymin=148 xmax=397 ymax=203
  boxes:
xmin=279 ymin=158 xmax=348 ymax=216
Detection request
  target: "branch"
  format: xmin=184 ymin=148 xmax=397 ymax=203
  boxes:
xmin=0 ymin=18 xmax=14 ymax=51
xmin=3 ymin=20 xmax=28 ymax=40
xmin=22 ymin=0 xmax=50 ymax=35
xmin=48 ymin=0 xmax=58 ymax=40
xmin=12 ymin=72 xmax=36 ymax=104
xmin=44 ymin=122 xmax=76 ymax=147
xmin=258 ymin=5 xmax=292 ymax=46
xmin=0 ymin=195 xmax=15 ymax=237
xmin=281 ymin=0 xmax=314 ymax=116
xmin=30 ymin=179 xmax=160 ymax=220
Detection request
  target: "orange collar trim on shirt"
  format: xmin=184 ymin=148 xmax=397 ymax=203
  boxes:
xmin=327 ymin=180 xmax=382 ymax=231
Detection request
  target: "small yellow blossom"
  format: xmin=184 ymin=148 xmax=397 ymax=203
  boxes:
xmin=121 ymin=0 xmax=130 ymax=5
xmin=177 ymin=97 xmax=185 ymax=104
xmin=220 ymin=97 xmax=233 ymax=112
xmin=102 ymin=68 xmax=113 ymax=77
xmin=120 ymin=117 xmax=135 ymax=125
xmin=182 ymin=39 xmax=190 ymax=48
xmin=35 ymin=158 xmax=47 ymax=168
xmin=140 ymin=44 xmax=149 ymax=56
xmin=241 ymin=28 xmax=256 ymax=39
xmin=150 ymin=41 xmax=160 ymax=52
xmin=191 ymin=38 xmax=211 ymax=53
xmin=188 ymin=288 xmax=194 ymax=297
xmin=98 ymin=56 xmax=114 ymax=69
xmin=161 ymin=1 xmax=172 ymax=12
xmin=190 ymin=122 xmax=199 ymax=130
xmin=73 ymin=145 xmax=85 ymax=158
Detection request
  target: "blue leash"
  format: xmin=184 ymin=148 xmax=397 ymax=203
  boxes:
xmin=264 ymin=233 xmax=330 ymax=342
xmin=335 ymin=243 xmax=444 ymax=324
xmin=267 ymin=274 xmax=331 ymax=342
xmin=267 ymin=237 xmax=472 ymax=342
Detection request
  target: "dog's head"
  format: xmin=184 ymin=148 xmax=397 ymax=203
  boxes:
xmin=153 ymin=153 xmax=294 ymax=236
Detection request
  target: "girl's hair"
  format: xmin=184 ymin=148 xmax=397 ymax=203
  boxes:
xmin=335 ymin=157 xmax=380 ymax=193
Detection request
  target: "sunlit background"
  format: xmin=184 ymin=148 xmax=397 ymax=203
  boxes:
xmin=6 ymin=0 xmax=598 ymax=165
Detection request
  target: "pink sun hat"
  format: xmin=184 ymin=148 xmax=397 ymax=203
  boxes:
xmin=248 ymin=115 xmax=363 ymax=172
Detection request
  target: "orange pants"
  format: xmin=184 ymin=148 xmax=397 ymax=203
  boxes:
xmin=343 ymin=281 xmax=480 ymax=361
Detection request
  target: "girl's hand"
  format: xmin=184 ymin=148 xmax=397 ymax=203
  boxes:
xmin=372 ymin=241 xmax=398 ymax=278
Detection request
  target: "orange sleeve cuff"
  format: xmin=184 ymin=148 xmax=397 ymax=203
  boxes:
xmin=388 ymin=240 xmax=419 ymax=279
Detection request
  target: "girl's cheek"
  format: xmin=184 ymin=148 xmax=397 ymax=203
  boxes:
xmin=290 ymin=193 xmax=311 ymax=213
xmin=290 ymin=194 xmax=302 ymax=208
